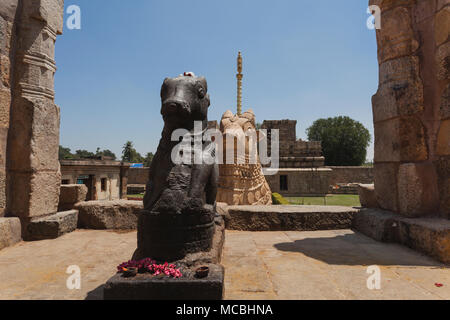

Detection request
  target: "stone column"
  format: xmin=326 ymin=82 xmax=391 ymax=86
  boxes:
xmin=6 ymin=0 xmax=64 ymax=227
xmin=119 ymin=163 xmax=130 ymax=199
xmin=371 ymin=0 xmax=449 ymax=218
xmin=0 ymin=1 xmax=19 ymax=217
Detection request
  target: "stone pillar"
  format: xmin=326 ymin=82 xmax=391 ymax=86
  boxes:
xmin=0 ymin=1 xmax=19 ymax=217
xmin=371 ymin=0 xmax=449 ymax=218
xmin=119 ymin=163 xmax=130 ymax=199
xmin=6 ymin=0 xmax=64 ymax=229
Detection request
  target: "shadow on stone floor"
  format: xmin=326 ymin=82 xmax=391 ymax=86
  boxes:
xmin=85 ymin=284 xmax=105 ymax=300
xmin=273 ymin=233 xmax=444 ymax=267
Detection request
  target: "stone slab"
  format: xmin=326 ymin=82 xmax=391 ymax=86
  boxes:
xmin=0 ymin=217 xmax=21 ymax=250
xmin=103 ymin=263 xmax=224 ymax=300
xmin=353 ymin=208 xmax=450 ymax=264
xmin=226 ymin=205 xmax=359 ymax=231
xmin=358 ymin=184 xmax=378 ymax=208
xmin=58 ymin=184 xmax=87 ymax=211
xmin=24 ymin=210 xmax=78 ymax=241
xmin=75 ymin=200 xmax=142 ymax=230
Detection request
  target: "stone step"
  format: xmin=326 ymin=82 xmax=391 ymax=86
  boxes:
xmin=75 ymin=200 xmax=142 ymax=230
xmin=353 ymin=208 xmax=450 ymax=264
xmin=225 ymin=205 xmax=359 ymax=231
xmin=24 ymin=210 xmax=78 ymax=241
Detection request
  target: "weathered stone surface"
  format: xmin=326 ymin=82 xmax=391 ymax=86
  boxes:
xmin=24 ymin=210 xmax=78 ymax=241
xmin=216 ymin=202 xmax=231 ymax=226
xmin=217 ymin=110 xmax=272 ymax=205
xmin=436 ymin=119 xmax=450 ymax=155
xmin=58 ymin=184 xmax=88 ymax=211
xmin=75 ymin=200 xmax=142 ymax=230
xmin=436 ymin=42 xmax=450 ymax=81
xmin=353 ymin=208 xmax=450 ymax=264
xmin=435 ymin=158 xmax=450 ymax=218
xmin=226 ymin=205 xmax=359 ymax=231
xmin=374 ymin=163 xmax=399 ymax=212
xmin=374 ymin=116 xmax=428 ymax=162
xmin=352 ymin=208 xmax=399 ymax=242
xmin=437 ymin=0 xmax=449 ymax=11
xmin=435 ymin=6 xmax=450 ymax=46
xmin=0 ymin=88 xmax=10 ymax=127
xmin=441 ymin=83 xmax=450 ymax=119
xmin=9 ymin=170 xmax=61 ymax=218
xmin=358 ymin=184 xmax=378 ymax=208
xmin=104 ymin=263 xmax=224 ymax=300
xmin=0 ymin=217 xmax=21 ymax=250
xmin=372 ymin=56 xmax=423 ymax=123
xmin=376 ymin=6 xmax=418 ymax=63
xmin=8 ymin=97 xmax=60 ymax=172
xmin=413 ymin=0 xmax=438 ymax=24
xmin=397 ymin=163 xmax=440 ymax=217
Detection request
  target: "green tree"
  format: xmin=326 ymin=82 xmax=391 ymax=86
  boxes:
xmin=59 ymin=146 xmax=74 ymax=160
xmin=102 ymin=149 xmax=117 ymax=160
xmin=306 ymin=116 xmax=371 ymax=166
xmin=143 ymin=152 xmax=154 ymax=167
xmin=122 ymin=141 xmax=134 ymax=162
xmin=75 ymin=149 xmax=95 ymax=159
xmin=95 ymin=147 xmax=116 ymax=160
xmin=122 ymin=141 xmax=144 ymax=163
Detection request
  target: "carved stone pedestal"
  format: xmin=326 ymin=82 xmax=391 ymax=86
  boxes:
xmin=104 ymin=216 xmax=225 ymax=300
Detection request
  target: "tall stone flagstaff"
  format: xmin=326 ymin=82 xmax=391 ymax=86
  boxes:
xmin=236 ymin=51 xmax=243 ymax=116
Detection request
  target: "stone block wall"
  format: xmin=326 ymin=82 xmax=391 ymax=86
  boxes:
xmin=371 ymin=0 xmax=449 ymax=218
xmin=128 ymin=167 xmax=150 ymax=185
xmin=265 ymin=168 xmax=332 ymax=196
xmin=261 ymin=120 xmax=325 ymax=168
xmin=328 ymin=166 xmax=375 ymax=185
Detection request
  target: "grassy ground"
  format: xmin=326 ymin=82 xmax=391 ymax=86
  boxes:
xmin=127 ymin=194 xmax=144 ymax=199
xmin=286 ymin=195 xmax=361 ymax=207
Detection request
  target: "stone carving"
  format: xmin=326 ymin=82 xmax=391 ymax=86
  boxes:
xmin=216 ymin=109 xmax=272 ymax=206
xmin=136 ymin=73 xmax=218 ymax=261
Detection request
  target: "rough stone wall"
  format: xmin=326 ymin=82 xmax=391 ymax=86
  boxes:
xmin=265 ymin=168 xmax=332 ymax=196
xmin=328 ymin=166 xmax=375 ymax=185
xmin=6 ymin=0 xmax=64 ymax=220
xmin=371 ymin=0 xmax=449 ymax=218
xmin=128 ymin=167 xmax=150 ymax=185
xmin=261 ymin=120 xmax=325 ymax=168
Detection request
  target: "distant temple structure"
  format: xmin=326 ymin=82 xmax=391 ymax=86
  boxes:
xmin=261 ymin=120 xmax=325 ymax=168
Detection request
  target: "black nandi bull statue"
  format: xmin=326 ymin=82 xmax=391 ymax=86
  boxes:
xmin=135 ymin=73 xmax=218 ymax=262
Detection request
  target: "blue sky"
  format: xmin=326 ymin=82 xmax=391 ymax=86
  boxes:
xmin=55 ymin=0 xmax=378 ymax=161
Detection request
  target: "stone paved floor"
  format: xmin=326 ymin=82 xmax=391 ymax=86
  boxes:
xmin=0 ymin=230 xmax=136 ymax=300
xmin=223 ymin=230 xmax=450 ymax=300
xmin=0 ymin=229 xmax=448 ymax=300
